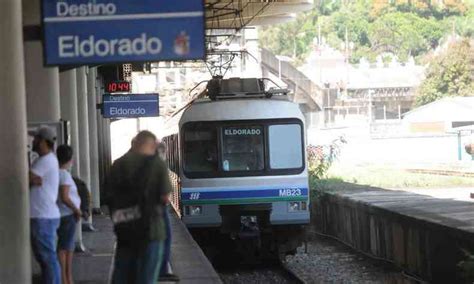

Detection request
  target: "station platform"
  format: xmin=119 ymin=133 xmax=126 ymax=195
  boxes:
xmin=169 ymin=211 xmax=222 ymax=284
xmin=33 ymin=211 xmax=221 ymax=283
xmin=32 ymin=215 xmax=115 ymax=283
xmin=312 ymin=182 xmax=474 ymax=282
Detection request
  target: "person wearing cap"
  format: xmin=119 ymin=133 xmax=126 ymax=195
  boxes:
xmin=29 ymin=126 xmax=61 ymax=284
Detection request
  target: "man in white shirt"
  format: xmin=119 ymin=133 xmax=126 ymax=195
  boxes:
xmin=29 ymin=126 xmax=61 ymax=284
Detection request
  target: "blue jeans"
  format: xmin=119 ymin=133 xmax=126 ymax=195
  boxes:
xmin=160 ymin=206 xmax=171 ymax=275
xmin=112 ymin=240 xmax=164 ymax=284
xmin=31 ymin=218 xmax=61 ymax=284
xmin=57 ymin=214 xmax=77 ymax=251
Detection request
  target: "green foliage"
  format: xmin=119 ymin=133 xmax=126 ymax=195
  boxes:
xmin=259 ymin=11 xmax=319 ymax=65
xmin=309 ymin=177 xmax=344 ymax=201
xmin=307 ymin=137 xmax=346 ymax=180
xmin=309 ymin=160 xmax=331 ymax=180
xmin=258 ymin=0 xmax=473 ymax=65
xmin=415 ymin=40 xmax=474 ymax=106
xmin=325 ymin=164 xmax=474 ymax=188
xmin=449 ymin=8 xmax=474 ymax=37
xmin=368 ymin=12 xmax=445 ymax=61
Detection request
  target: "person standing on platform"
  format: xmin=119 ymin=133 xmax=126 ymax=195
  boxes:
xmin=106 ymin=131 xmax=172 ymax=284
xmin=56 ymin=145 xmax=83 ymax=284
xmin=29 ymin=126 xmax=61 ymax=284
xmin=157 ymin=142 xmax=179 ymax=282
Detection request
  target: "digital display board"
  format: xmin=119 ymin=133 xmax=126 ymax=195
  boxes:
xmin=106 ymin=81 xmax=131 ymax=93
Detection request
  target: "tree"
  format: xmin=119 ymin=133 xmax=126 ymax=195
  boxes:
xmin=448 ymin=8 xmax=474 ymax=37
xmin=259 ymin=10 xmax=318 ymax=64
xmin=415 ymin=40 xmax=474 ymax=106
xmin=258 ymin=0 xmax=472 ymax=65
xmin=368 ymin=12 xmax=445 ymax=61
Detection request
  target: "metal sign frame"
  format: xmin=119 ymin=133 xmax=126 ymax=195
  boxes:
xmin=41 ymin=0 xmax=206 ymax=66
xmin=102 ymin=93 xmax=159 ymax=119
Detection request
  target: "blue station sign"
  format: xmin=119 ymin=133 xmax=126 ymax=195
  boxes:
xmin=42 ymin=0 xmax=205 ymax=66
xmin=102 ymin=94 xmax=159 ymax=118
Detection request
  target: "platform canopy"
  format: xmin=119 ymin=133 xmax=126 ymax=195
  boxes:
xmin=205 ymin=0 xmax=314 ymax=30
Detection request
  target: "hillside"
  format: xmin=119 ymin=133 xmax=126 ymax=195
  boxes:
xmin=259 ymin=0 xmax=474 ymax=65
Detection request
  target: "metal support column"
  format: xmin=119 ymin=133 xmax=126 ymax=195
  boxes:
xmin=458 ymin=132 xmax=463 ymax=161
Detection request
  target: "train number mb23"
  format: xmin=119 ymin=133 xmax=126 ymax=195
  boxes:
xmin=279 ymin=188 xmax=302 ymax=197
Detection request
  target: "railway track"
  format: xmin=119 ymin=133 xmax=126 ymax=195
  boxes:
xmin=279 ymin=260 xmax=306 ymax=284
xmin=406 ymin=168 xmax=474 ymax=178
xmin=218 ymin=260 xmax=305 ymax=284
xmin=209 ymin=247 xmax=305 ymax=284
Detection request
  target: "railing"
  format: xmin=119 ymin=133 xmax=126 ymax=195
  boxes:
xmin=260 ymin=48 xmax=323 ymax=110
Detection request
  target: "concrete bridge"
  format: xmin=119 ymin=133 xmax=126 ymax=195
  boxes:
xmin=259 ymin=48 xmax=324 ymax=112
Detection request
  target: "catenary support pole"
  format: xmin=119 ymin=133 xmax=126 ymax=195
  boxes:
xmin=0 ymin=1 xmax=31 ymax=282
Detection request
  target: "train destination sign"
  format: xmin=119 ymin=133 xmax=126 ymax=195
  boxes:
xmin=224 ymin=128 xmax=262 ymax=136
xmin=42 ymin=0 xmax=205 ymax=65
xmin=102 ymin=94 xmax=159 ymax=118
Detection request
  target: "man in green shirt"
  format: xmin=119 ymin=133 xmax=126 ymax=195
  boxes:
xmin=106 ymin=131 xmax=171 ymax=284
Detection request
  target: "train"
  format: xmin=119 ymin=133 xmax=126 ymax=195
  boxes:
xmin=161 ymin=77 xmax=310 ymax=259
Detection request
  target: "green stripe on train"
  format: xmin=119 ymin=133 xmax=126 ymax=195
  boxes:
xmin=182 ymin=196 xmax=308 ymax=205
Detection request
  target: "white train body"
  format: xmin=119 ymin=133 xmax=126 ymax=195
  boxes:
xmin=163 ymin=95 xmax=309 ymax=255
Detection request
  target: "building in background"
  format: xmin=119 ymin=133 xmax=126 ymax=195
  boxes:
xmin=402 ymin=96 xmax=474 ymax=134
xmin=301 ymin=42 xmax=425 ymax=127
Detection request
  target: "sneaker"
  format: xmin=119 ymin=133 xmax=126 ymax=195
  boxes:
xmin=159 ymin=273 xmax=180 ymax=282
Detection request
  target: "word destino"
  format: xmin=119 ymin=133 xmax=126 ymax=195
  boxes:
xmin=55 ymin=2 xmax=163 ymax=58
xmin=56 ymin=2 xmax=117 ymax=17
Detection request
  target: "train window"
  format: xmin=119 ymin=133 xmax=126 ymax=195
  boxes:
xmin=268 ymin=124 xmax=303 ymax=169
xmin=222 ymin=126 xmax=264 ymax=171
xmin=183 ymin=126 xmax=218 ymax=173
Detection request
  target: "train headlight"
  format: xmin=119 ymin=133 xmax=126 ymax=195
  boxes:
xmin=185 ymin=205 xmax=202 ymax=216
xmin=301 ymin=201 xmax=307 ymax=211
xmin=288 ymin=202 xmax=301 ymax=212
xmin=288 ymin=201 xmax=308 ymax=212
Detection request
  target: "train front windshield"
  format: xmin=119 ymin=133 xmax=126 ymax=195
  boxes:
xmin=182 ymin=120 xmax=305 ymax=178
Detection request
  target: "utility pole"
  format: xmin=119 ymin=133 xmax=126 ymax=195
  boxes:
xmin=324 ymin=82 xmax=331 ymax=127
xmin=345 ymin=27 xmax=349 ymax=63
xmin=318 ymin=20 xmax=321 ymax=46
xmin=368 ymin=89 xmax=374 ymax=125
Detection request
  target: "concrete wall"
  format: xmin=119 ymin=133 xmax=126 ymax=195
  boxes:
xmin=311 ymin=185 xmax=474 ymax=282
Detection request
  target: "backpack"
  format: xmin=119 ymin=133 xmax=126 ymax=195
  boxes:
xmin=109 ymin=156 xmax=155 ymax=244
xmin=72 ymin=177 xmax=90 ymax=215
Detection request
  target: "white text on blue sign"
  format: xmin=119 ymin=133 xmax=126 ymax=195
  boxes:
xmin=42 ymin=0 xmax=205 ymax=65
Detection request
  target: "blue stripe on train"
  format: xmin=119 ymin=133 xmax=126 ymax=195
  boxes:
xmin=181 ymin=187 xmax=309 ymax=201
